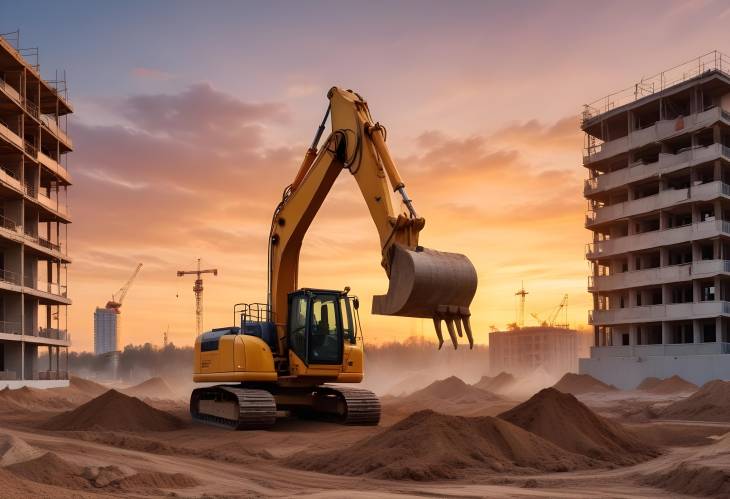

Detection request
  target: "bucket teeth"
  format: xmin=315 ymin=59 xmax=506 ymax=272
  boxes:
xmin=455 ymin=317 xmax=464 ymax=338
xmin=432 ymin=317 xmax=445 ymax=350
xmin=462 ymin=314 xmax=474 ymax=349
xmin=445 ymin=318 xmax=458 ymax=350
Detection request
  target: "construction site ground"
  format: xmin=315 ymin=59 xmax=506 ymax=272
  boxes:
xmin=0 ymin=376 xmax=728 ymax=498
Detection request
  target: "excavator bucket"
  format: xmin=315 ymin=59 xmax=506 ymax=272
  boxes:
xmin=372 ymin=245 xmax=478 ymax=349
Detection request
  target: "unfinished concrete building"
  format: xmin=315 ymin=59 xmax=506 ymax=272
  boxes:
xmin=489 ymin=327 xmax=591 ymax=377
xmin=0 ymin=32 xmax=71 ymax=388
xmin=580 ymin=51 xmax=730 ymax=388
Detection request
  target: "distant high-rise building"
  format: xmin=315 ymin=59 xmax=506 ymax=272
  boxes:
xmin=0 ymin=33 xmax=72 ymax=388
xmin=94 ymin=308 xmax=119 ymax=355
xmin=580 ymin=51 xmax=730 ymax=388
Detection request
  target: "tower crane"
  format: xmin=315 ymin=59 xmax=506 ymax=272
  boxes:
xmin=530 ymin=294 xmax=569 ymax=328
xmin=177 ymin=258 xmax=218 ymax=335
xmin=105 ymin=263 xmax=143 ymax=312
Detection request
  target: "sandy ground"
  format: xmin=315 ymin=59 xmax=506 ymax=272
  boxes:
xmin=0 ymin=379 xmax=728 ymax=498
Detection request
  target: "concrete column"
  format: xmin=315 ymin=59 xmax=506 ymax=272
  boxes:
xmin=693 ymin=280 xmax=701 ymax=302
xmin=659 ymin=247 xmax=668 ymax=266
xmin=629 ymin=325 xmax=638 ymax=345
xmin=661 ymin=322 xmax=671 ymax=345
xmin=715 ymin=199 xmax=722 ymax=220
xmin=715 ymin=238 xmax=721 ymax=260
xmin=692 ymin=204 xmax=700 ymax=223
xmin=716 ymin=317 xmax=723 ymax=343
xmin=692 ymin=241 xmax=701 ymax=262
xmin=661 ymin=284 xmax=670 ymax=305
xmin=715 ymin=275 xmax=721 ymax=300
xmin=693 ymin=320 xmax=702 ymax=343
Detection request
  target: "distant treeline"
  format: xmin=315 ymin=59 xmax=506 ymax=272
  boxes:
xmin=63 ymin=343 xmax=194 ymax=382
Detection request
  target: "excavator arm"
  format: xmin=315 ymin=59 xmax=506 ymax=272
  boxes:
xmin=268 ymin=87 xmax=477 ymax=354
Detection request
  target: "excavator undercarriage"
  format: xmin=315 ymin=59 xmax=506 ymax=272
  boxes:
xmin=190 ymin=384 xmax=381 ymax=430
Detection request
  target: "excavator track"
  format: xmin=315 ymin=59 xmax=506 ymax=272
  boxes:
xmin=313 ymin=385 xmax=381 ymax=425
xmin=190 ymin=385 xmax=276 ymax=430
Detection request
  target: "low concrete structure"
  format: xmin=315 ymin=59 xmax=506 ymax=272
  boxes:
xmin=489 ymin=327 xmax=591 ymax=377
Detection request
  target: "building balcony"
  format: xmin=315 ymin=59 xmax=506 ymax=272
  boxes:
xmin=0 ymin=166 xmax=22 ymax=193
xmin=590 ymin=342 xmax=730 ymax=357
xmin=584 ymin=144 xmax=730 ymax=196
xmin=0 ymin=321 xmax=21 ymax=335
xmin=584 ymin=106 xmax=726 ymax=165
xmin=0 ymin=121 xmax=22 ymax=149
xmin=586 ymin=180 xmax=730 ymax=226
xmin=586 ymin=219 xmax=730 ymax=259
xmin=40 ymin=115 xmax=73 ymax=149
xmin=0 ymin=78 xmax=21 ymax=105
xmin=589 ymin=260 xmax=730 ymax=291
xmin=37 ymin=327 xmax=68 ymax=341
xmin=37 ymin=151 xmax=72 ymax=184
xmin=23 ymin=275 xmax=69 ymax=303
xmin=37 ymin=191 xmax=70 ymax=218
xmin=590 ymin=300 xmax=730 ymax=325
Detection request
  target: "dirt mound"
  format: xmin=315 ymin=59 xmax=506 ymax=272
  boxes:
xmin=659 ymin=380 xmax=730 ymax=422
xmin=287 ymin=409 xmax=594 ymax=480
xmin=123 ymin=377 xmax=176 ymax=400
xmin=404 ymin=376 xmax=501 ymax=403
xmin=7 ymin=451 xmax=199 ymax=493
xmin=0 ymin=434 xmax=45 ymax=466
xmin=642 ymin=463 xmax=730 ymax=498
xmin=68 ymin=377 xmax=108 ymax=397
xmin=637 ymin=375 xmax=697 ymax=394
xmin=42 ymin=389 xmax=185 ymax=431
xmin=553 ymin=373 xmax=617 ymax=395
xmin=383 ymin=376 xmax=505 ymax=417
xmin=0 ymin=386 xmax=76 ymax=412
xmin=6 ymin=452 xmax=88 ymax=489
xmin=473 ymin=372 xmax=516 ymax=393
xmin=498 ymin=388 xmax=658 ymax=466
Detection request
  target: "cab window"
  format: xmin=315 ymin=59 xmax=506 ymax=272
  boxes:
xmin=340 ymin=297 xmax=356 ymax=344
xmin=308 ymin=295 xmax=341 ymax=363
xmin=289 ymin=295 xmax=308 ymax=361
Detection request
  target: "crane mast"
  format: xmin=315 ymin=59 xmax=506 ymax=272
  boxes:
xmin=177 ymin=258 xmax=218 ymax=335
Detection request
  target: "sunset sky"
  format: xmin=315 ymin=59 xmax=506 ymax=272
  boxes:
xmin=3 ymin=0 xmax=729 ymax=351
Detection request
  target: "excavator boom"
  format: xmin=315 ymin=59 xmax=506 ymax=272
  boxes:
xmin=268 ymin=87 xmax=477 ymax=350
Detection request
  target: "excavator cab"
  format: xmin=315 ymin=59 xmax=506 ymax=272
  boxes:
xmin=288 ymin=288 xmax=357 ymax=366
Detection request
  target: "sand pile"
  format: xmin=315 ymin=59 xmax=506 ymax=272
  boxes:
xmin=6 ymin=452 xmax=89 ymax=489
xmin=659 ymin=380 xmax=730 ymax=422
xmin=402 ymin=376 xmax=501 ymax=404
xmin=637 ymin=375 xmax=697 ymax=394
xmin=42 ymin=389 xmax=185 ymax=431
xmin=642 ymin=463 xmax=730 ymax=498
xmin=384 ymin=376 xmax=504 ymax=417
xmin=7 ymin=451 xmax=199 ymax=492
xmin=287 ymin=409 xmax=594 ymax=480
xmin=0 ymin=386 xmax=76 ymax=412
xmin=498 ymin=388 xmax=658 ymax=466
xmin=553 ymin=373 xmax=617 ymax=395
xmin=123 ymin=377 xmax=176 ymax=400
xmin=473 ymin=372 xmax=516 ymax=394
xmin=0 ymin=434 xmax=45 ymax=466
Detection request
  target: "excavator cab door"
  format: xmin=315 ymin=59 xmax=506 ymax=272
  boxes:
xmin=288 ymin=290 xmax=344 ymax=366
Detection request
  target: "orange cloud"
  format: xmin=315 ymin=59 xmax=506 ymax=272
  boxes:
xmin=68 ymin=84 xmax=591 ymax=351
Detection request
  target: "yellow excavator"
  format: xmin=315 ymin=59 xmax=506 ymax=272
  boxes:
xmin=190 ymin=87 xmax=478 ymax=429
